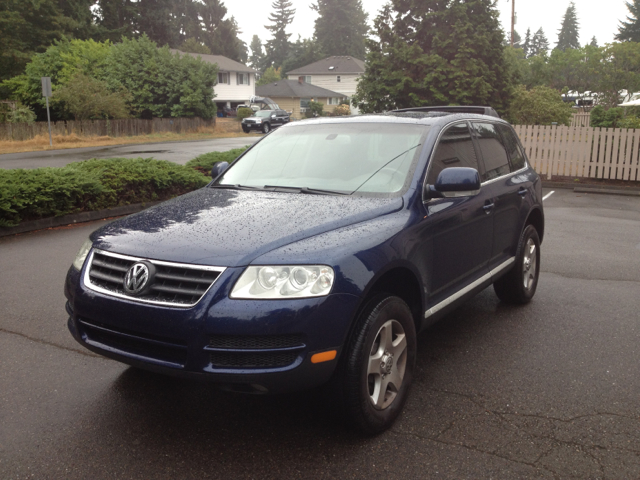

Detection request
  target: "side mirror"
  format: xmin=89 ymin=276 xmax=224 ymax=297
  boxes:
xmin=425 ymin=167 xmax=481 ymax=199
xmin=211 ymin=161 xmax=230 ymax=179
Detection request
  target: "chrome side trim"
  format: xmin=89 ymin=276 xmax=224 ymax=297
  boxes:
xmin=480 ymin=165 xmax=529 ymax=187
xmin=424 ymin=257 xmax=515 ymax=319
xmin=83 ymin=249 xmax=226 ymax=309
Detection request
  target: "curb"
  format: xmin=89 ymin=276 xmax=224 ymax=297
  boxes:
xmin=0 ymin=201 xmax=162 ymax=238
xmin=542 ymin=181 xmax=640 ymax=196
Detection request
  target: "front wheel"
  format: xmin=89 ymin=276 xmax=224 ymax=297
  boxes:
xmin=242 ymin=127 xmax=250 ymax=133
xmin=493 ymin=224 xmax=541 ymax=304
xmin=262 ymin=123 xmax=270 ymax=134
xmin=342 ymin=294 xmax=417 ymax=434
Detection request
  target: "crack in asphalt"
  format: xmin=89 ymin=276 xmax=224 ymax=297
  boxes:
xmin=0 ymin=327 xmax=100 ymax=358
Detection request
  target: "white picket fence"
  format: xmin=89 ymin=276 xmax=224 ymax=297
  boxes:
xmin=513 ymin=125 xmax=640 ymax=181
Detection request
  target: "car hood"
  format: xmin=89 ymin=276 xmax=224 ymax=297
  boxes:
xmin=90 ymin=188 xmax=404 ymax=267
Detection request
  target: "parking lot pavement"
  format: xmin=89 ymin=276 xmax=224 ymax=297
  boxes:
xmin=0 ymin=136 xmax=260 ymax=170
xmin=1 ymin=188 xmax=639 ymax=479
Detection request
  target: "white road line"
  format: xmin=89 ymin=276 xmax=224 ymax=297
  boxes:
xmin=543 ymin=191 xmax=555 ymax=201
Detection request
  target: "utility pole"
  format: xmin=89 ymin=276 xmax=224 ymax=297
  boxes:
xmin=510 ymin=0 xmax=516 ymax=47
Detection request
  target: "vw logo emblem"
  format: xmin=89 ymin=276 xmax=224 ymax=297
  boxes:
xmin=123 ymin=262 xmax=151 ymax=295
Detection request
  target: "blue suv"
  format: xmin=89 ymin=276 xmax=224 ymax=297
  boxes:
xmin=66 ymin=109 xmax=544 ymax=433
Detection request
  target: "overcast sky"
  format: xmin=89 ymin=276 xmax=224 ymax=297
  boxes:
xmin=225 ymin=0 xmax=631 ymax=54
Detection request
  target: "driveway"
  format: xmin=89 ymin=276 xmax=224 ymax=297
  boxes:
xmin=1 ymin=188 xmax=639 ymax=479
xmin=0 ymin=136 xmax=261 ymax=170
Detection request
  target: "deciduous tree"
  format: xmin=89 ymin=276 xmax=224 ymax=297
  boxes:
xmin=52 ymin=72 xmax=130 ymax=120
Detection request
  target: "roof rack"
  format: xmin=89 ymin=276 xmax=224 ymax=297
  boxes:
xmin=392 ymin=106 xmax=501 ymax=118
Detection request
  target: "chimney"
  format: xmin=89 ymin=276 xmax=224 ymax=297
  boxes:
xmin=298 ymin=76 xmax=304 ymax=84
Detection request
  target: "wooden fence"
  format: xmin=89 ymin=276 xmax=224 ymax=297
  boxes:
xmin=514 ymin=125 xmax=640 ymax=181
xmin=0 ymin=117 xmax=215 ymax=142
xmin=571 ymin=112 xmax=591 ymax=127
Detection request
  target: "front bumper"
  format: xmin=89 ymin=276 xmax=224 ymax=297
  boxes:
xmin=241 ymin=121 xmax=263 ymax=131
xmin=65 ymin=265 xmax=360 ymax=394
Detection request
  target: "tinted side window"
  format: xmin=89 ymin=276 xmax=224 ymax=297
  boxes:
xmin=472 ymin=123 xmax=510 ymax=181
xmin=497 ymin=124 xmax=526 ymax=171
xmin=427 ymin=123 xmax=479 ymax=184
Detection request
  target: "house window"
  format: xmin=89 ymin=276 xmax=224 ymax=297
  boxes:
xmin=300 ymin=98 xmax=311 ymax=112
xmin=218 ymin=72 xmax=230 ymax=85
xmin=336 ymin=75 xmax=341 ymax=83
xmin=327 ymin=97 xmax=341 ymax=105
xmin=237 ymin=73 xmax=250 ymax=85
xmin=298 ymin=76 xmax=312 ymax=84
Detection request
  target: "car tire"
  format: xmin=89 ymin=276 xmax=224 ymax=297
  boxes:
xmin=341 ymin=294 xmax=417 ymax=434
xmin=242 ymin=127 xmax=250 ymax=134
xmin=493 ymin=224 xmax=541 ymax=304
xmin=262 ymin=123 xmax=270 ymax=134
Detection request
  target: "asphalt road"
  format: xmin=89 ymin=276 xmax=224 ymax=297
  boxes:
xmin=1 ymin=188 xmax=639 ymax=479
xmin=0 ymin=136 xmax=260 ymax=170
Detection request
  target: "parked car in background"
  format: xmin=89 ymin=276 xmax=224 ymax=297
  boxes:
xmin=241 ymin=109 xmax=290 ymax=134
xmin=66 ymin=107 xmax=544 ymax=434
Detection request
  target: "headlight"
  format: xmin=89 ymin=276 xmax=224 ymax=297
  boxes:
xmin=231 ymin=265 xmax=335 ymax=299
xmin=254 ymin=118 xmax=262 ymax=123
xmin=72 ymin=239 xmax=93 ymax=270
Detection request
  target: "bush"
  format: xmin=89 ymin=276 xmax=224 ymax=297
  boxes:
xmin=0 ymin=158 xmax=209 ymax=227
xmin=305 ymin=101 xmax=324 ymax=118
xmin=590 ymin=106 xmax=640 ymax=129
xmin=237 ymin=107 xmax=254 ymax=120
xmin=5 ymin=103 xmax=37 ymax=123
xmin=333 ymin=104 xmax=351 ymax=116
xmin=507 ymin=85 xmax=573 ymax=125
xmin=185 ymin=147 xmax=249 ymax=175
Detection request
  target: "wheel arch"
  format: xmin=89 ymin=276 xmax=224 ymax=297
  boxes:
xmin=525 ymin=207 xmax=545 ymax=244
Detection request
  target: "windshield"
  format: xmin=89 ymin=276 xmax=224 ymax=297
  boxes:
xmin=254 ymin=111 xmax=273 ymax=118
xmin=216 ymin=123 xmax=427 ymax=195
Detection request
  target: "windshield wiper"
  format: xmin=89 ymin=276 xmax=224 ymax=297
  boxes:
xmin=263 ymin=185 xmax=348 ymax=195
xmin=210 ymin=184 xmax=263 ymax=191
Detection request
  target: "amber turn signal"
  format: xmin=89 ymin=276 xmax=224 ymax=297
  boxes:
xmin=311 ymin=350 xmax=337 ymax=364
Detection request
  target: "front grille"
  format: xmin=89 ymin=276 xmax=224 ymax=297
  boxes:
xmin=207 ymin=334 xmax=305 ymax=369
xmin=209 ymin=334 xmax=304 ymax=350
xmin=79 ymin=319 xmax=188 ymax=367
xmin=210 ymin=351 xmax=299 ymax=368
xmin=86 ymin=250 xmax=224 ymax=307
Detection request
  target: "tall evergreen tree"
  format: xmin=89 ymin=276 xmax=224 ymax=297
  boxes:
xmin=311 ymin=0 xmax=368 ymax=59
xmin=200 ymin=1 xmax=247 ymax=63
xmin=352 ymin=0 xmax=514 ymax=114
xmin=555 ymin=2 xmax=580 ymax=51
xmin=136 ymin=0 xmax=179 ymax=47
xmin=264 ymin=0 xmax=295 ymax=68
xmin=589 ymin=36 xmax=598 ymax=47
xmin=0 ymin=0 xmax=75 ymax=80
xmin=94 ymin=0 xmax=138 ymax=42
xmin=281 ymin=37 xmax=324 ymax=73
xmin=523 ymin=28 xmax=532 ymax=58
xmin=616 ymin=0 xmax=640 ymax=42
xmin=503 ymin=30 xmax=522 ymax=49
xmin=531 ymin=28 xmax=550 ymax=56
xmin=249 ymin=35 xmax=266 ymax=71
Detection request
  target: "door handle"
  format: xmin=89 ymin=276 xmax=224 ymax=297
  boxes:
xmin=483 ymin=202 xmax=495 ymax=214
xmin=518 ymin=187 xmax=527 ymax=196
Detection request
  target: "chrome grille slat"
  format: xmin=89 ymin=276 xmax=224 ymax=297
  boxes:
xmin=85 ymin=250 xmax=225 ymax=308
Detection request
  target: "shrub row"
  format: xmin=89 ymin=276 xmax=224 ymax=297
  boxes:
xmin=0 ymin=157 xmax=209 ymax=227
xmin=185 ymin=147 xmax=248 ymax=175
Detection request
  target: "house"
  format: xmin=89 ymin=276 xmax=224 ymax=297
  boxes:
xmin=171 ymin=50 xmax=257 ymax=112
xmin=286 ymin=56 xmax=366 ymax=114
xmin=255 ymin=79 xmax=348 ymax=119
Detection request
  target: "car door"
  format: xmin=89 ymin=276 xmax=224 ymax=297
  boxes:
xmin=471 ymin=122 xmax=531 ymax=270
xmin=416 ymin=122 xmax=494 ymax=305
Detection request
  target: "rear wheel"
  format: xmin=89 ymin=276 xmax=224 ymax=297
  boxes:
xmin=341 ymin=294 xmax=417 ymax=434
xmin=262 ymin=123 xmax=270 ymax=134
xmin=493 ymin=224 xmax=541 ymax=304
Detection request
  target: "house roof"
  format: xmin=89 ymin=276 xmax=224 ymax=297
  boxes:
xmin=286 ymin=56 xmax=365 ymax=75
xmin=256 ymin=80 xmax=347 ymax=99
xmin=170 ymin=49 xmax=256 ymax=73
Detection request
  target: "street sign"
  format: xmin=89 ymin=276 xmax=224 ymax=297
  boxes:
xmin=41 ymin=77 xmax=52 ymax=97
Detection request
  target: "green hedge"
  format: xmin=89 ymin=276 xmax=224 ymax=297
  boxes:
xmin=0 ymin=158 xmax=209 ymax=227
xmin=185 ymin=147 xmax=249 ymax=175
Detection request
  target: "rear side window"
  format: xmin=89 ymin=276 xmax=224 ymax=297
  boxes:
xmin=427 ymin=123 xmax=479 ymax=185
xmin=472 ymin=123 xmax=510 ymax=182
xmin=497 ymin=124 xmax=526 ymax=171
